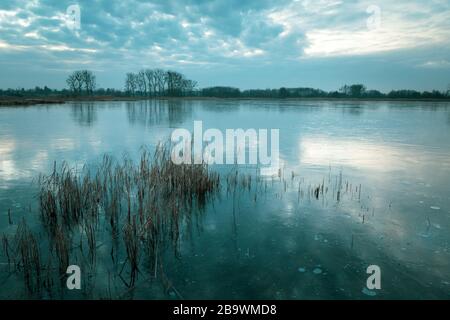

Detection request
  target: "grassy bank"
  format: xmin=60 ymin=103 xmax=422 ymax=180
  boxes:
xmin=0 ymin=95 xmax=151 ymax=107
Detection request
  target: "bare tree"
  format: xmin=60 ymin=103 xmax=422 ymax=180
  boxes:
xmin=166 ymin=70 xmax=185 ymax=96
xmin=137 ymin=70 xmax=147 ymax=96
xmin=81 ymin=70 xmax=96 ymax=94
xmin=144 ymin=69 xmax=157 ymax=96
xmin=183 ymin=79 xmax=197 ymax=96
xmin=125 ymin=73 xmax=137 ymax=96
xmin=67 ymin=70 xmax=96 ymax=95
xmin=154 ymin=69 xmax=167 ymax=96
xmin=66 ymin=73 xmax=77 ymax=93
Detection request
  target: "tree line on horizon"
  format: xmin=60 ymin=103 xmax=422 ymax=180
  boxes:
xmin=202 ymin=84 xmax=449 ymax=99
xmin=124 ymin=69 xmax=197 ymax=97
xmin=1 ymin=69 xmax=449 ymax=100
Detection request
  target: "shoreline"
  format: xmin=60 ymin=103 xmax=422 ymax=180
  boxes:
xmin=1 ymin=95 xmax=450 ymax=107
xmin=0 ymin=96 xmax=148 ymax=106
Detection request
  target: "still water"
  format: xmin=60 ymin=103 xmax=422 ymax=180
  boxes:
xmin=1 ymin=99 xmax=450 ymax=299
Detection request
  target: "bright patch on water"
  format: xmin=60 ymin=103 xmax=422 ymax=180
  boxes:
xmin=313 ymin=268 xmax=323 ymax=275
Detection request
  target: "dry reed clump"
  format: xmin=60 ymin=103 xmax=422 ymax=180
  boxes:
xmin=38 ymin=162 xmax=103 ymax=234
xmin=122 ymin=216 xmax=139 ymax=287
xmin=13 ymin=219 xmax=42 ymax=294
xmin=54 ymin=226 xmax=70 ymax=277
xmin=29 ymin=143 xmax=222 ymax=293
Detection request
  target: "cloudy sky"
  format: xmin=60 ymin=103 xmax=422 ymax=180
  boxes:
xmin=0 ymin=0 xmax=449 ymax=91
